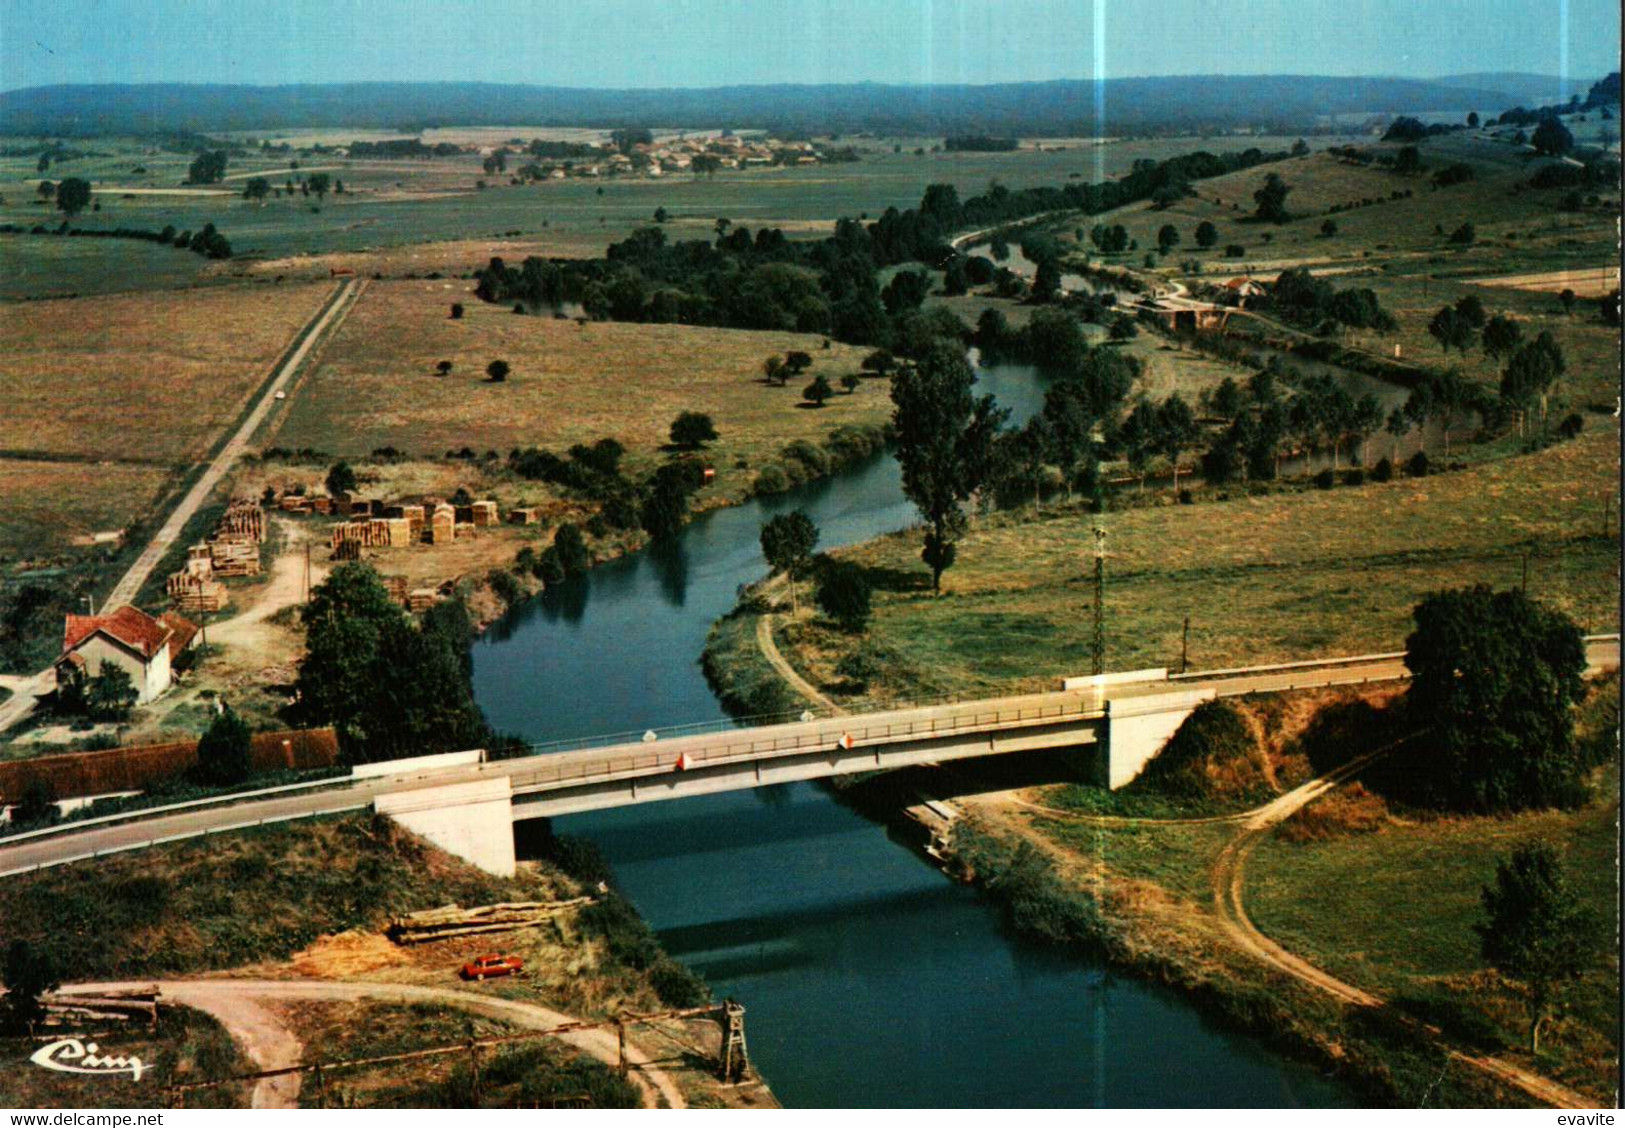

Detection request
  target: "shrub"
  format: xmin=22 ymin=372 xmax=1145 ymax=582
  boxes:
xmin=1314 ymin=468 xmax=1336 ymax=490
xmin=191 ymin=707 xmax=253 ymax=788
xmin=1372 ymin=457 xmax=1394 ymax=482
xmin=1343 ymin=467 xmax=1365 ymax=486
xmin=1406 ymin=451 xmax=1431 ymax=477
xmin=1132 ymin=699 xmax=1268 ymax=803
xmin=1558 ymin=412 xmax=1584 ymax=439
xmin=781 ymin=439 xmax=831 ymax=477
xmin=450 ymin=303 xmax=464 ymax=319
xmin=814 ymin=559 xmax=872 ymax=631
xmin=487 ymin=568 xmax=524 ymax=606
xmin=553 ymin=523 xmax=590 ymax=575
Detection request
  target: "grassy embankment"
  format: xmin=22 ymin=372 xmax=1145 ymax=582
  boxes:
xmin=1246 ymin=680 xmax=1622 ymax=1102
xmin=730 ymin=426 xmax=1617 ymax=710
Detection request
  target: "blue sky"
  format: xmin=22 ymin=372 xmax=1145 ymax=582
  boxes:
xmin=1 ymin=0 xmax=1618 ymax=91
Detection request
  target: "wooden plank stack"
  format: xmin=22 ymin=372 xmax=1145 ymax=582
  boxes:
xmin=471 ymin=500 xmax=500 ymax=527
xmin=386 ymin=898 xmax=594 ymax=945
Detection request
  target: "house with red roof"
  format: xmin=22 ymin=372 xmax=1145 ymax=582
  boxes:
xmin=55 ymin=605 xmax=196 ymax=706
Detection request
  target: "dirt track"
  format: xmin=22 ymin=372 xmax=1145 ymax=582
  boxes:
xmin=59 ymin=978 xmax=686 ymax=1109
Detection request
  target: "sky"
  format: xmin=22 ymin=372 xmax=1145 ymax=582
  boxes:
xmin=1 ymin=0 xmax=1619 ymax=92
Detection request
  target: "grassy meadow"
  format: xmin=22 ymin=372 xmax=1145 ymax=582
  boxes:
xmin=1248 ymin=757 xmax=1621 ymax=1103
xmin=1 ymin=282 xmax=333 ymax=461
xmin=767 ymin=427 xmax=1619 ymax=704
xmin=271 ymin=280 xmax=890 ymax=501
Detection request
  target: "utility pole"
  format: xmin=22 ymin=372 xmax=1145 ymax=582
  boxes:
xmin=1091 ymin=525 xmax=1107 ymax=678
xmin=1180 ymin=615 xmax=1190 ymax=674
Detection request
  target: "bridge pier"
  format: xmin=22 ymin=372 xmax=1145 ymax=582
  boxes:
xmin=374 ymin=776 xmax=516 ymax=875
xmin=1100 ymin=688 xmax=1216 ymax=789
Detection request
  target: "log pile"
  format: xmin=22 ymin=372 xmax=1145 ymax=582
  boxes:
xmin=386 ymin=898 xmax=594 ymax=945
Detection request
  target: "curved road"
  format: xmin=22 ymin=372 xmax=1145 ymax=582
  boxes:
xmin=58 ymin=978 xmax=686 ymax=1109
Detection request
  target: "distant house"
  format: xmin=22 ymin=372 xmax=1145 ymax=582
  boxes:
xmin=1224 ymin=277 xmax=1269 ymax=306
xmin=55 ymin=605 xmax=196 ymax=705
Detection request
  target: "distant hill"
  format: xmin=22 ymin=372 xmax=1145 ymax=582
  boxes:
xmin=1434 ymin=72 xmax=1590 ymax=107
xmin=0 ymin=76 xmax=1514 ymax=139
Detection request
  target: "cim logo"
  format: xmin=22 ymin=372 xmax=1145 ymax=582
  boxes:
xmin=30 ymin=1037 xmax=149 ymax=1082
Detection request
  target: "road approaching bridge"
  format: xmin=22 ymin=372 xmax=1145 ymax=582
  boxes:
xmin=2 ymin=639 xmax=1616 ymax=877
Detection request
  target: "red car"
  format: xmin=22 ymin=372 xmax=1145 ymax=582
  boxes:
xmin=460 ymin=954 xmax=523 ymax=981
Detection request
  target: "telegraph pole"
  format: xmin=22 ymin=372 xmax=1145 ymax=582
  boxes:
xmin=1180 ymin=615 xmax=1190 ymax=674
xmin=1091 ymin=525 xmax=1107 ymax=678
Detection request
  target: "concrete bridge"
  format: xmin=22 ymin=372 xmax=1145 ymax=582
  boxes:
xmin=1 ymin=639 xmax=1616 ymax=879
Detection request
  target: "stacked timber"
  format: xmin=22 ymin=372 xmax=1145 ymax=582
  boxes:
xmin=332 ymin=539 xmax=362 ymax=562
xmin=381 ymin=576 xmax=410 ymax=604
xmin=506 ymin=507 xmax=540 ymax=525
xmin=167 ymin=572 xmax=228 ymax=613
xmin=312 ymin=496 xmax=334 ymax=515
xmin=165 ymin=545 xmax=228 ymax=612
xmin=470 ymin=500 xmax=499 ymax=527
xmin=426 ymin=504 xmax=456 ymax=545
xmin=330 ymin=518 xmax=413 ymax=551
xmin=407 ymin=588 xmax=439 ymax=612
xmin=386 ymin=898 xmax=594 ymax=945
xmin=217 ymin=499 xmax=265 ymax=542
xmin=278 ymin=495 xmax=314 ymax=513
xmin=208 ymin=534 xmax=261 ymax=577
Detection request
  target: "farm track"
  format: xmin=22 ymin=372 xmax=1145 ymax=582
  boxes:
xmin=57 ymin=977 xmax=685 ymax=1109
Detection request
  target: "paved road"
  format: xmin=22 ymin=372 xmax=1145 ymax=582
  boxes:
xmin=0 ymin=279 xmax=362 ymax=736
xmin=2 ymin=639 xmax=1613 ymax=879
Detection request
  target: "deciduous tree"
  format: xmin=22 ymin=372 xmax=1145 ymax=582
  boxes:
xmin=890 ymin=343 xmax=1008 ymax=592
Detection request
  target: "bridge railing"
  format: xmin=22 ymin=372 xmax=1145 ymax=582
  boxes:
xmin=506 ymin=694 xmax=1099 ymax=792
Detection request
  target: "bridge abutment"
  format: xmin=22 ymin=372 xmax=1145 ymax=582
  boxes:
xmin=374 ymin=776 xmax=516 ymax=875
xmin=1100 ymin=688 xmax=1216 ymax=789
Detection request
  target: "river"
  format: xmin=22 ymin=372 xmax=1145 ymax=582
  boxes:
xmin=471 ymin=360 xmax=1356 ymax=1107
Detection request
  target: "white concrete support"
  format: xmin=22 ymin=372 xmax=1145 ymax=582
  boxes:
xmin=1101 ymin=687 xmax=1216 ymax=789
xmin=373 ymin=775 xmax=515 ymax=876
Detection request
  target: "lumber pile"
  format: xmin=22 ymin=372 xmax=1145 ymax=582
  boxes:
xmin=166 ymin=571 xmax=228 ymax=613
xmin=471 ymin=500 xmax=500 ymax=527
xmin=208 ymin=533 xmax=261 ymax=577
xmin=386 ymin=898 xmax=594 ymax=945
xmin=426 ymin=504 xmax=456 ymax=545
xmin=507 ymin=507 xmax=540 ymax=525
xmin=330 ymin=518 xmax=413 ymax=552
xmin=407 ymin=588 xmax=439 ymax=612
xmin=217 ymin=498 xmax=265 ymax=542
xmin=382 ymin=575 xmax=410 ymax=604
xmin=166 ymin=545 xmax=228 ymax=612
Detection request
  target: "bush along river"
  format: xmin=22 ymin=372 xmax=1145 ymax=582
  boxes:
xmin=472 ymin=358 xmax=1359 ymax=1107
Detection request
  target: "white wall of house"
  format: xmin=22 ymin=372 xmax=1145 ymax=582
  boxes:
xmin=77 ymin=634 xmax=171 ymax=704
